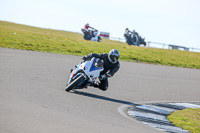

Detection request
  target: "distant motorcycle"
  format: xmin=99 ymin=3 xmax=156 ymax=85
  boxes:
xmin=124 ymin=31 xmax=146 ymax=46
xmin=65 ymin=57 xmax=104 ymax=92
xmin=81 ymin=27 xmax=102 ymax=42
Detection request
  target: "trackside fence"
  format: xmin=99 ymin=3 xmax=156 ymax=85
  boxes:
xmin=109 ymin=37 xmax=200 ymax=53
xmin=71 ymin=32 xmax=200 ymax=53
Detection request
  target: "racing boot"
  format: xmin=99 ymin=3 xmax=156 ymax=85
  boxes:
xmin=92 ymin=82 xmax=107 ymax=91
xmin=92 ymin=82 xmax=100 ymax=88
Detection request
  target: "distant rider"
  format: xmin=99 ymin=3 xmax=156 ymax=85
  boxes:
xmin=132 ymin=29 xmax=139 ymax=36
xmin=124 ymin=28 xmax=131 ymax=37
xmin=82 ymin=49 xmax=120 ymax=91
xmin=84 ymin=23 xmax=95 ymax=37
xmin=84 ymin=23 xmax=90 ymax=29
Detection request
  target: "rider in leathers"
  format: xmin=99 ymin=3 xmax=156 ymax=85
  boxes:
xmin=84 ymin=23 xmax=95 ymax=37
xmin=82 ymin=49 xmax=120 ymax=91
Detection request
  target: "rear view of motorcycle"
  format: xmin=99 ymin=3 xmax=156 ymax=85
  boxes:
xmin=81 ymin=28 xmax=102 ymax=42
xmin=65 ymin=57 xmax=104 ymax=92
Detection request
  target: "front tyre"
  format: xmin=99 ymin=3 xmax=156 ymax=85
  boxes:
xmin=126 ymin=40 xmax=132 ymax=45
xmin=126 ymin=38 xmax=132 ymax=45
xmin=65 ymin=74 xmax=85 ymax=92
xmin=83 ymin=34 xmax=92 ymax=40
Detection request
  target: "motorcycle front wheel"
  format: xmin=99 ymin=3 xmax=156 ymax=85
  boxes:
xmin=65 ymin=74 xmax=85 ymax=92
xmin=126 ymin=38 xmax=133 ymax=45
xmin=83 ymin=34 xmax=92 ymax=40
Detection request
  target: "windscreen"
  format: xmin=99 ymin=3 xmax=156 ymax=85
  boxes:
xmin=94 ymin=58 xmax=104 ymax=68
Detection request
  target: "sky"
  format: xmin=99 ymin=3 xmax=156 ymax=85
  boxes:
xmin=0 ymin=0 xmax=200 ymax=49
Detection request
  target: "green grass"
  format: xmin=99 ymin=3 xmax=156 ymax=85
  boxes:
xmin=1 ymin=20 xmax=200 ymax=69
xmin=167 ymin=108 xmax=200 ymax=133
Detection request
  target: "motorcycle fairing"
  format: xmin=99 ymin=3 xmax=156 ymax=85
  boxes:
xmin=68 ymin=57 xmax=103 ymax=88
xmin=89 ymin=58 xmax=103 ymax=72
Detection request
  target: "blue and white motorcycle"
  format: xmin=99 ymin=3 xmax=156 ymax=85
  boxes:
xmin=65 ymin=57 xmax=104 ymax=92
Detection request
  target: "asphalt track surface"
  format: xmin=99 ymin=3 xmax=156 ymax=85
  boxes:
xmin=0 ymin=47 xmax=200 ymax=133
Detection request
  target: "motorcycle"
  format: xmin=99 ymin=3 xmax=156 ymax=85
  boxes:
xmin=81 ymin=28 xmax=102 ymax=42
xmin=65 ymin=57 xmax=104 ymax=92
xmin=124 ymin=31 xmax=146 ymax=46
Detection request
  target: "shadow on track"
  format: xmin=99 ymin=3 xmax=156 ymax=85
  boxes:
xmin=72 ymin=90 xmax=139 ymax=105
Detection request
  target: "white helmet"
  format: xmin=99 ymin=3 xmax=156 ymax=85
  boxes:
xmin=108 ymin=49 xmax=120 ymax=64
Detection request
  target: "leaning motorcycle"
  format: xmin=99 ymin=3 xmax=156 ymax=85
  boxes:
xmin=124 ymin=32 xmax=139 ymax=46
xmin=124 ymin=32 xmax=146 ymax=46
xmin=131 ymin=33 xmax=140 ymax=46
xmin=65 ymin=57 xmax=104 ymax=92
xmin=81 ymin=28 xmax=102 ymax=42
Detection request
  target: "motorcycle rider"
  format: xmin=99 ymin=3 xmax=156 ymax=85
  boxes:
xmin=84 ymin=23 xmax=90 ymax=29
xmin=82 ymin=49 xmax=120 ymax=91
xmin=132 ymin=29 xmax=139 ymax=36
xmin=124 ymin=28 xmax=131 ymax=37
xmin=84 ymin=23 xmax=95 ymax=37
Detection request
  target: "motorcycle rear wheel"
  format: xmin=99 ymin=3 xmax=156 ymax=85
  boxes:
xmin=65 ymin=74 xmax=85 ymax=92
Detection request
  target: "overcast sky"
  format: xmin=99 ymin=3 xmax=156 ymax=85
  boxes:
xmin=0 ymin=0 xmax=200 ymax=49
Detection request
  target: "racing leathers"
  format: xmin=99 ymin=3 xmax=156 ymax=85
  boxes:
xmin=84 ymin=24 xmax=90 ymax=29
xmin=124 ymin=29 xmax=131 ymax=38
xmin=82 ymin=53 xmax=120 ymax=91
xmin=84 ymin=24 xmax=95 ymax=37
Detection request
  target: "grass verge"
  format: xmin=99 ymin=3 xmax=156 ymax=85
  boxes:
xmin=1 ymin=20 xmax=200 ymax=69
xmin=167 ymin=108 xmax=200 ymax=133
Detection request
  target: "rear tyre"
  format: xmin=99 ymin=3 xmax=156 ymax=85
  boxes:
xmin=65 ymin=74 xmax=85 ymax=92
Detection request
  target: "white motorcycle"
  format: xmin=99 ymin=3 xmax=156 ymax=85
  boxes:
xmin=65 ymin=57 xmax=104 ymax=92
xmin=81 ymin=28 xmax=102 ymax=42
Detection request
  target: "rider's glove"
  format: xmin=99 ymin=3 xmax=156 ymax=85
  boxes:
xmin=99 ymin=74 xmax=107 ymax=80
